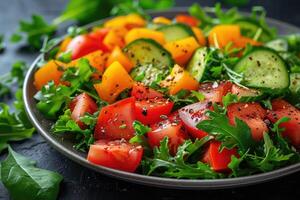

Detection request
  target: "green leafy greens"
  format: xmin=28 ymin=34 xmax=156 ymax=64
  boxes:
xmin=0 ymin=147 xmax=63 ymax=200
xmin=143 ymin=137 xmax=221 ymax=179
xmin=34 ymin=58 xmax=93 ymax=118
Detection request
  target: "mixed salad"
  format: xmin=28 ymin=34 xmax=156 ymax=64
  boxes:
xmin=33 ymin=4 xmax=300 ymax=179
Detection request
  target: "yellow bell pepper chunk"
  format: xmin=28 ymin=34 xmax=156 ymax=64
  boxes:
xmin=161 ymin=64 xmax=199 ymax=95
xmin=153 ymin=16 xmax=172 ymax=25
xmin=94 ymin=61 xmax=134 ymax=103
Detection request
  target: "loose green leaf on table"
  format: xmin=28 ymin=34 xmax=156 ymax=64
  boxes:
xmin=0 ymin=147 xmax=63 ymax=200
xmin=0 ymin=61 xmax=28 ymax=98
xmin=0 ymin=34 xmax=5 ymax=53
xmin=0 ymin=102 xmax=35 ymax=153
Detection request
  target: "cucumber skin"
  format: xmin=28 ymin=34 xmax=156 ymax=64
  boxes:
xmin=234 ymin=18 xmax=273 ymax=42
xmin=234 ymin=47 xmax=290 ymax=94
xmin=157 ymin=23 xmax=195 ymax=42
xmin=123 ymin=38 xmax=173 ymax=69
xmin=186 ymin=47 xmax=208 ymax=82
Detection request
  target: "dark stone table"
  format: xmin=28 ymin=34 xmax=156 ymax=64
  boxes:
xmin=0 ymin=0 xmax=299 ymax=199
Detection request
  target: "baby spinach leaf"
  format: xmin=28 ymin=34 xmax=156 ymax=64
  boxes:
xmin=0 ymin=147 xmax=63 ymax=200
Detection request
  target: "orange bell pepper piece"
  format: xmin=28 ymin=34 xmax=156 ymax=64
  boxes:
xmin=192 ymin=27 xmax=206 ymax=46
xmin=161 ymin=64 xmax=199 ymax=95
xmin=103 ymin=30 xmax=125 ymax=50
xmin=106 ymin=46 xmax=134 ymax=72
xmin=164 ymin=37 xmax=200 ymax=66
xmin=104 ymin=14 xmax=146 ymax=28
xmin=208 ymin=25 xmax=241 ymax=49
xmin=125 ymin=28 xmax=166 ymax=45
xmin=94 ymin=61 xmax=134 ymax=103
xmin=34 ymin=60 xmax=66 ymax=90
xmin=67 ymin=50 xmax=108 ymax=75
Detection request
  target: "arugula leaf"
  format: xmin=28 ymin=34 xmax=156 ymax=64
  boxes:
xmin=222 ymin=93 xmax=238 ymax=108
xmin=130 ymin=120 xmax=151 ymax=147
xmin=0 ymin=61 xmax=28 ymax=98
xmin=197 ymin=110 xmax=254 ymax=154
xmin=169 ymin=89 xmax=200 ymax=110
xmin=0 ymin=101 xmax=35 ymax=153
xmin=52 ymin=109 xmax=94 ymax=152
xmin=0 ymin=147 xmax=63 ymax=200
xmin=57 ymin=51 xmax=72 ymax=63
xmin=112 ymin=0 xmax=174 ymax=17
xmin=229 ymin=121 xmax=299 ymax=176
xmin=16 ymin=15 xmax=56 ymax=49
xmin=0 ymin=34 xmax=5 ymax=53
xmin=188 ymin=3 xmax=214 ymax=28
xmin=34 ymin=58 xmax=93 ymax=118
xmin=144 ymin=137 xmax=220 ymax=179
xmin=247 ymin=133 xmax=294 ymax=172
xmin=223 ymin=0 xmax=249 ymax=7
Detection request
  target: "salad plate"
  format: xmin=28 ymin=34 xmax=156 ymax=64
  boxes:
xmin=24 ymin=7 xmax=300 ymax=189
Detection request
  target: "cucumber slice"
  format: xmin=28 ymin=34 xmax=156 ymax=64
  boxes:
xmin=234 ymin=18 xmax=273 ymax=42
xmin=289 ymin=73 xmax=300 ymax=95
xmin=123 ymin=38 xmax=173 ymax=70
xmin=265 ymin=38 xmax=288 ymax=52
xmin=186 ymin=47 xmax=208 ymax=82
xmin=157 ymin=23 xmax=195 ymax=42
xmin=233 ymin=47 xmax=289 ymax=92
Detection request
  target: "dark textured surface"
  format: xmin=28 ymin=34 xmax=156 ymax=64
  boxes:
xmin=0 ymin=0 xmax=300 ymax=199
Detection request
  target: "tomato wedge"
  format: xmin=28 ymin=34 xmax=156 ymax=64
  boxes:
xmin=227 ymin=102 xmax=268 ymax=141
xmin=178 ymin=102 xmax=211 ymax=139
xmin=87 ymin=139 xmax=143 ymax=172
xmin=67 ymin=29 xmax=110 ymax=60
xmin=198 ymin=81 xmax=232 ymax=103
xmin=175 ymin=14 xmax=200 ymax=27
xmin=94 ymin=97 xmax=136 ymax=140
xmin=135 ymin=98 xmax=174 ymax=125
xmin=131 ymin=82 xmax=163 ymax=100
xmin=202 ymin=141 xmax=239 ymax=172
xmin=267 ymin=99 xmax=300 ymax=147
xmin=69 ymin=93 xmax=98 ymax=129
xmin=148 ymin=114 xmax=188 ymax=155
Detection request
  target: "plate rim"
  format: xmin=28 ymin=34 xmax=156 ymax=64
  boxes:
xmin=23 ymin=7 xmax=300 ymax=190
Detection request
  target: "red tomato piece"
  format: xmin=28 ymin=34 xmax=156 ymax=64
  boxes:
xmin=131 ymin=82 xmax=163 ymax=100
xmin=198 ymin=81 xmax=233 ymax=103
xmin=178 ymin=102 xmax=212 ymax=139
xmin=94 ymin=97 xmax=136 ymax=140
xmin=69 ymin=93 xmax=98 ymax=129
xmin=135 ymin=98 xmax=174 ymax=125
xmin=67 ymin=29 xmax=110 ymax=60
xmin=202 ymin=141 xmax=239 ymax=172
xmin=266 ymin=99 xmax=300 ymax=147
xmin=87 ymin=139 xmax=143 ymax=172
xmin=227 ymin=102 xmax=268 ymax=141
xmin=148 ymin=115 xmax=188 ymax=155
xmin=175 ymin=14 xmax=200 ymax=27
